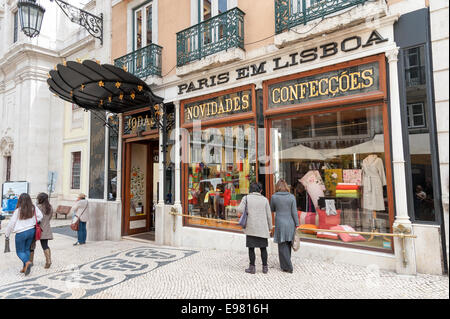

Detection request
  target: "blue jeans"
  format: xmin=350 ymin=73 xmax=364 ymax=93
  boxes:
xmin=15 ymin=228 xmax=35 ymax=266
xmin=77 ymin=221 xmax=87 ymax=244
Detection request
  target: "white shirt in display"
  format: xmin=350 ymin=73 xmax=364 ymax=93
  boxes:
xmin=4 ymin=206 xmax=43 ymax=238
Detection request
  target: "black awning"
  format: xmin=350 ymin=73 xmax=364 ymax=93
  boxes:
xmin=47 ymin=60 xmax=164 ymax=113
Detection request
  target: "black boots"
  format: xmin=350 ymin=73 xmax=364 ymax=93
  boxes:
xmin=245 ymin=265 xmax=269 ymax=274
xmin=262 ymin=265 xmax=268 ymax=274
xmin=245 ymin=265 xmax=256 ymax=274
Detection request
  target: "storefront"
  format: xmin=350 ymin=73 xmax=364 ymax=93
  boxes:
xmin=178 ymin=53 xmax=396 ymax=252
xmin=263 ymin=54 xmax=394 ymax=252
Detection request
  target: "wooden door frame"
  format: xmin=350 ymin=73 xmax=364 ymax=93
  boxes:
xmin=121 ymin=134 xmax=159 ymax=236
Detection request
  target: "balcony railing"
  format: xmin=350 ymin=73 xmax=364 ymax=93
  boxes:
xmin=275 ymin=0 xmax=368 ymax=34
xmin=176 ymin=7 xmax=245 ymax=67
xmin=114 ymin=43 xmax=162 ymax=78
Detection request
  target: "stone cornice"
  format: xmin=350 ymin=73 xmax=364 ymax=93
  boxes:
xmin=0 ymin=43 xmax=60 ymax=72
xmin=59 ymin=35 xmax=95 ymax=58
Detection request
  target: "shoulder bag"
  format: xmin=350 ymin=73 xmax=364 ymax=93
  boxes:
xmin=292 ymin=229 xmax=301 ymax=252
xmin=71 ymin=202 xmax=88 ymax=231
xmin=238 ymin=195 xmax=248 ymax=228
xmin=34 ymin=206 xmax=42 ymax=241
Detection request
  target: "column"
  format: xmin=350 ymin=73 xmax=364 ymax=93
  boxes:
xmin=174 ymin=100 xmax=182 ymax=207
xmin=155 ymin=112 xmax=165 ymax=245
xmin=386 ymin=47 xmax=417 ymax=275
xmin=173 ymin=100 xmax=183 ymax=247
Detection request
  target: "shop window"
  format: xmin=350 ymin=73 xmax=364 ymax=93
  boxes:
xmin=186 ymin=123 xmax=256 ymax=230
xmin=107 ymin=116 xmax=119 ymax=201
xmin=271 ymin=105 xmax=392 ymax=250
xmin=403 ymin=45 xmax=436 ymax=222
xmin=71 ymin=152 xmax=81 ymax=190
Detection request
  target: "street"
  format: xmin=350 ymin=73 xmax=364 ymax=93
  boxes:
xmin=0 ymin=221 xmax=448 ymax=299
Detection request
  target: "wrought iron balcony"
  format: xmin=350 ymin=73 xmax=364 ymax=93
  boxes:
xmin=177 ymin=7 xmax=245 ymax=67
xmin=114 ymin=43 xmax=162 ymax=78
xmin=275 ymin=0 xmax=369 ymax=34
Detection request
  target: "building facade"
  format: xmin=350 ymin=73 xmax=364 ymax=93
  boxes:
xmin=86 ymin=0 xmax=450 ymax=275
xmin=0 ymin=0 xmax=111 ymax=213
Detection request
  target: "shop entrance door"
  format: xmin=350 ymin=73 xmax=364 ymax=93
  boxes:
xmin=123 ymin=138 xmax=159 ymax=236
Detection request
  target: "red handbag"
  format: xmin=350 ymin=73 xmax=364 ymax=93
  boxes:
xmin=34 ymin=207 xmax=42 ymax=241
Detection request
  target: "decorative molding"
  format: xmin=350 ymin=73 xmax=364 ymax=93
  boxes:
xmin=0 ymin=136 xmax=14 ymax=157
xmin=385 ymin=46 xmax=399 ymax=63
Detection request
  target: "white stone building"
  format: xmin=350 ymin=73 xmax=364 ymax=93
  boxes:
xmin=0 ymin=0 xmax=111 ymax=208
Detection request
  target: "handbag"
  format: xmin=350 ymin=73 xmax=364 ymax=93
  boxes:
xmin=71 ymin=202 xmax=88 ymax=231
xmin=238 ymin=196 xmax=248 ymax=228
xmin=292 ymin=230 xmax=301 ymax=252
xmin=4 ymin=238 xmax=10 ymax=253
xmin=34 ymin=207 xmax=42 ymax=241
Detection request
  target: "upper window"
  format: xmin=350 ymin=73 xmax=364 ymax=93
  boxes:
xmin=134 ymin=2 xmax=152 ymax=50
xmin=198 ymin=0 xmax=229 ymax=23
xmin=404 ymin=46 xmax=425 ymax=87
xmin=407 ymin=102 xmax=426 ymax=129
xmin=71 ymin=152 xmax=81 ymax=190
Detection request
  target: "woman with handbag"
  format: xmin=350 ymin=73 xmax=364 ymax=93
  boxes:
xmin=237 ymin=182 xmax=273 ymax=274
xmin=270 ymin=179 xmax=299 ymax=273
xmin=4 ymin=193 xmax=43 ymax=276
xmin=70 ymin=193 xmax=89 ymax=246
xmin=29 ymin=193 xmax=54 ymax=268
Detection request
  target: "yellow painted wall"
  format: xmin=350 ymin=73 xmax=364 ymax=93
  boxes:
xmin=112 ymin=0 xmax=130 ymax=62
xmin=159 ymin=0 xmax=191 ymax=77
xmin=240 ymin=0 xmax=275 ymax=53
xmin=62 ymin=102 xmax=90 ymax=201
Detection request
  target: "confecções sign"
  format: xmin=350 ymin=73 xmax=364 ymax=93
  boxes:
xmin=268 ymin=61 xmax=380 ymax=108
xmin=177 ymin=30 xmax=388 ymax=95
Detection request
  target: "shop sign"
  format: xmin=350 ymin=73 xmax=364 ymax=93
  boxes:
xmin=123 ymin=111 xmax=157 ymax=135
xmin=183 ymin=89 xmax=252 ymax=123
xmin=268 ymin=61 xmax=380 ymax=108
xmin=177 ymin=30 xmax=388 ymax=95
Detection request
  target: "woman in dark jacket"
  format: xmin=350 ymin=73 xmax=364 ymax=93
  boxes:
xmin=30 ymin=193 xmax=54 ymax=268
xmin=270 ymin=179 xmax=299 ymax=273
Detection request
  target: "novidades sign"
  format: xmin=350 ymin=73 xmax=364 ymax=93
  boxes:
xmin=177 ymin=30 xmax=388 ymax=95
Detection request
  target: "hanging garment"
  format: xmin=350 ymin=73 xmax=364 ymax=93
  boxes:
xmin=300 ymin=170 xmax=326 ymax=211
xmin=361 ymin=155 xmax=386 ymax=211
xmin=325 ymin=199 xmax=337 ymax=216
xmin=324 ymin=169 xmax=343 ymax=196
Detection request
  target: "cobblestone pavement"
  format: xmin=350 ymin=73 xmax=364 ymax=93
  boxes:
xmin=0 ymin=227 xmax=448 ymax=299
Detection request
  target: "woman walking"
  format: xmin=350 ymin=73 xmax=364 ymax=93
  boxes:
xmin=238 ymin=182 xmax=273 ymax=274
xmin=70 ymin=193 xmax=89 ymax=245
xmin=4 ymin=193 xmax=43 ymax=275
xmin=29 ymin=193 xmax=54 ymax=268
xmin=270 ymin=179 xmax=299 ymax=273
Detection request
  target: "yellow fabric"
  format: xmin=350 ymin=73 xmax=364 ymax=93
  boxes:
xmin=299 ymin=224 xmax=318 ymax=235
xmin=335 ymin=189 xmax=359 ymax=194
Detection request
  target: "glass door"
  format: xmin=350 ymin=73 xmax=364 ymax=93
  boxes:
xmin=124 ymin=140 xmax=157 ymax=235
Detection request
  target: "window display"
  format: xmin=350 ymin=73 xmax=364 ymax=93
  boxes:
xmin=185 ymin=124 xmax=256 ymax=230
xmin=271 ymin=105 xmax=392 ymax=250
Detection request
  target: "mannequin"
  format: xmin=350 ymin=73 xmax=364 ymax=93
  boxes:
xmin=361 ymin=154 xmax=387 ymax=241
